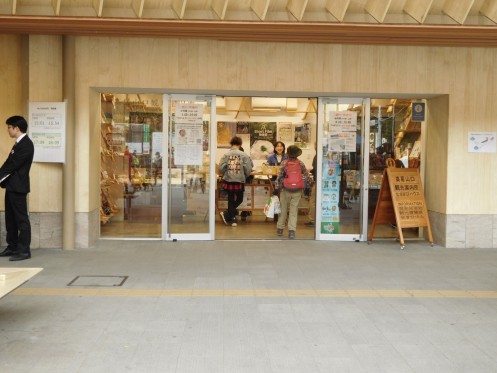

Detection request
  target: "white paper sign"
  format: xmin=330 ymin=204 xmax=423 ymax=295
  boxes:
xmin=29 ymin=102 xmax=66 ymax=163
xmin=328 ymin=132 xmax=356 ymax=152
xmin=328 ymin=111 xmax=357 ymax=152
xmin=329 ymin=111 xmax=357 ymax=133
xmin=175 ymin=104 xmax=203 ymax=124
xmin=468 ymin=132 xmax=496 ymax=153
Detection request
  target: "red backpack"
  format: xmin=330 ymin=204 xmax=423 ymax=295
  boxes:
xmin=283 ymin=159 xmax=304 ymax=191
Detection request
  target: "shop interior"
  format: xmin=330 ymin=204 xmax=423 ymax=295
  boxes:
xmin=100 ymin=93 xmax=422 ymax=240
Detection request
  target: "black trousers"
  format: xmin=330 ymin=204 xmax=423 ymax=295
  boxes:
xmin=5 ymin=191 xmax=31 ymax=254
xmin=226 ymin=189 xmax=244 ymax=221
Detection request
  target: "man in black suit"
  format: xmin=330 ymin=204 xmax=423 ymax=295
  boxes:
xmin=0 ymin=116 xmax=34 ymax=261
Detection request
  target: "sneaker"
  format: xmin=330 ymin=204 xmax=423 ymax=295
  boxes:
xmin=304 ymin=221 xmax=315 ymax=227
xmin=277 ymin=228 xmax=283 ymax=236
xmin=288 ymin=230 xmax=295 ymax=239
xmin=231 ymin=218 xmax=238 ymax=227
xmin=220 ymin=211 xmax=228 ymax=226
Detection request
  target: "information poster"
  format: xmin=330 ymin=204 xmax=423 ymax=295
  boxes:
xmin=217 ymin=121 xmax=236 ymax=148
xmin=277 ymin=122 xmax=293 ymax=143
xmin=328 ymin=111 xmax=357 ymax=152
xmin=320 ymin=157 xmax=340 ymax=234
xmin=468 ymin=132 xmax=496 ymax=153
xmin=174 ymin=104 xmax=204 ymax=166
xmin=151 ymin=132 xmax=163 ymax=157
xmin=175 ymin=103 xmax=203 ymax=124
xmin=249 ymin=122 xmax=276 ymax=160
xmin=236 ymin=122 xmax=250 ymax=151
xmin=294 ymin=123 xmax=311 ymax=146
xmin=29 ymin=102 xmax=66 ymax=163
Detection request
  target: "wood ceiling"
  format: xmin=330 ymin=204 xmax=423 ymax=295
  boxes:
xmin=1 ymin=0 xmax=497 ymax=46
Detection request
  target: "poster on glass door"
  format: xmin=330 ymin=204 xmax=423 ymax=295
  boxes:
xmin=320 ymin=158 xmax=340 ymax=234
xmin=328 ymin=111 xmax=357 ymax=152
xmin=174 ymin=103 xmax=204 ymax=166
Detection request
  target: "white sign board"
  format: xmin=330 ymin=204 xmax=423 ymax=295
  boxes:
xmin=328 ymin=111 xmax=357 ymax=152
xmin=174 ymin=104 xmax=204 ymax=166
xmin=468 ymin=132 xmax=496 ymax=153
xmin=29 ymin=102 xmax=66 ymax=163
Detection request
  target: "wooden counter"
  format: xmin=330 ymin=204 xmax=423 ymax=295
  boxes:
xmin=216 ymin=173 xmax=275 ymax=211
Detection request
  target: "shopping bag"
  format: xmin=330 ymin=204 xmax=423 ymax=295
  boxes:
xmin=263 ymin=196 xmax=275 ymax=218
xmin=272 ymin=195 xmax=281 ymax=214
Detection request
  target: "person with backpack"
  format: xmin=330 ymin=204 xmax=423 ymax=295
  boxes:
xmin=218 ymin=136 xmax=252 ymax=227
xmin=273 ymin=145 xmax=312 ymax=239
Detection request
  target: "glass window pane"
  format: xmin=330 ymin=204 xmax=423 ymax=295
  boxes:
xmin=100 ymin=93 xmax=163 ymax=238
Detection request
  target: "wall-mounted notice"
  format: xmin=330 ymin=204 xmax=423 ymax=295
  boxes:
xmin=468 ymin=132 xmax=496 ymax=153
xmin=29 ymin=102 xmax=66 ymax=163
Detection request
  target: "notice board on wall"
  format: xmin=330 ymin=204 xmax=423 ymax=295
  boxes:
xmin=368 ymin=167 xmax=433 ymax=248
xmin=29 ymin=102 xmax=66 ymax=163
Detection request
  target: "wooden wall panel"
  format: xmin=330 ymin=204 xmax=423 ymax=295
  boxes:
xmin=424 ymin=95 xmax=448 ymax=213
xmin=28 ymin=35 xmax=63 ymax=213
xmin=70 ymin=37 xmax=496 ymax=215
xmin=446 ymin=48 xmax=497 ymax=213
xmin=0 ymin=35 xmax=23 ymax=211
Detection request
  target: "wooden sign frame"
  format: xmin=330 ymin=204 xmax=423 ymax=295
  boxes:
xmin=368 ymin=167 xmax=433 ymax=249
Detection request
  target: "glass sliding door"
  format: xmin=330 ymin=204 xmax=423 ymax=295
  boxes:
xmin=163 ymin=94 xmax=215 ymax=240
xmin=316 ymin=97 xmax=370 ymax=241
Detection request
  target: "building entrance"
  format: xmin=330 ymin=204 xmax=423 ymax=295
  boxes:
xmin=99 ymin=93 xmax=423 ymax=242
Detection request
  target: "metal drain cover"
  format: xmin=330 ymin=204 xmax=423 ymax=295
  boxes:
xmin=67 ymin=275 xmax=128 ymax=287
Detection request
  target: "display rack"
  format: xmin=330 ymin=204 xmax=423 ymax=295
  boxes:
xmin=100 ymin=94 xmax=127 ymax=224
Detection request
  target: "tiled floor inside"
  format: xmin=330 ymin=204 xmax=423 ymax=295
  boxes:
xmin=1 ymin=239 xmax=497 ymax=372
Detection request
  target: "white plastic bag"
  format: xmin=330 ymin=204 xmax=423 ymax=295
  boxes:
xmin=272 ymin=195 xmax=281 ymax=214
xmin=264 ymin=196 xmax=275 ymax=218
xmin=264 ymin=196 xmax=280 ymax=218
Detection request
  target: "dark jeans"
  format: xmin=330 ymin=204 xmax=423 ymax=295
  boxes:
xmin=226 ymin=189 xmax=244 ymax=221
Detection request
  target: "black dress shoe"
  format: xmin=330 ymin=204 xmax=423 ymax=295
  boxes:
xmin=9 ymin=253 xmax=31 ymax=261
xmin=0 ymin=248 xmax=17 ymax=257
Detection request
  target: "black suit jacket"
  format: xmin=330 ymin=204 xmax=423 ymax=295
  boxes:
xmin=0 ymin=135 xmax=35 ymax=193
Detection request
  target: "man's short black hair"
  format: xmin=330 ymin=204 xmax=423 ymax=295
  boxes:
xmin=6 ymin=116 xmax=28 ymax=133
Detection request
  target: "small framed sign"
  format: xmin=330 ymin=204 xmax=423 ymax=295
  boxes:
xmin=411 ymin=102 xmax=425 ymax=122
